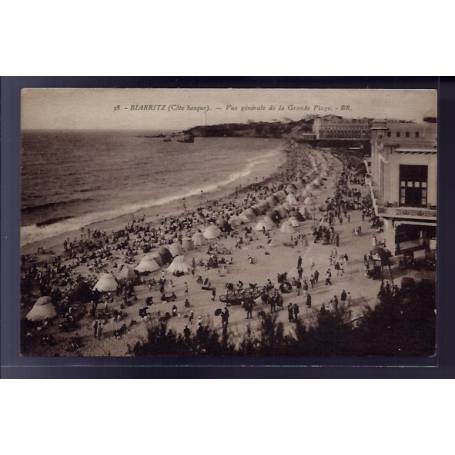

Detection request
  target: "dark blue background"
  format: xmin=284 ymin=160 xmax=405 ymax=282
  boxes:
xmin=1 ymin=76 xmax=452 ymax=378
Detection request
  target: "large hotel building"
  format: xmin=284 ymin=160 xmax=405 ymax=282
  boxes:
xmin=365 ymin=110 xmax=437 ymax=258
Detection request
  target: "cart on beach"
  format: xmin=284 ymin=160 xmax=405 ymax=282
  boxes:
xmin=219 ymin=287 xmax=262 ymax=306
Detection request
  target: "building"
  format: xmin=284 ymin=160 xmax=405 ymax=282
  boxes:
xmin=313 ymin=116 xmax=371 ymax=140
xmin=366 ymin=110 xmax=437 ymax=257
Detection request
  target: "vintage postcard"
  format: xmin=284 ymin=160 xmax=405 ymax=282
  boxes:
xmin=20 ymin=88 xmax=437 ymax=357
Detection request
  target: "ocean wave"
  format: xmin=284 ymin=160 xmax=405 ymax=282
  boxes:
xmin=22 ymin=198 xmax=94 ymax=214
xmin=21 ymin=148 xmax=284 ymax=247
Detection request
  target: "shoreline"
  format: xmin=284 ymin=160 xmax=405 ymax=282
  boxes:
xmin=21 ymin=141 xmax=289 ymax=256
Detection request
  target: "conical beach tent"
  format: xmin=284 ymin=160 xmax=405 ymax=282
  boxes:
xmin=203 ymin=224 xmax=221 ymax=240
xmin=26 ymin=296 xmax=57 ymax=322
xmin=167 ymin=256 xmax=190 ymax=274
xmin=93 ymin=273 xmax=118 ymax=292
xmin=135 ymin=256 xmax=160 ymax=273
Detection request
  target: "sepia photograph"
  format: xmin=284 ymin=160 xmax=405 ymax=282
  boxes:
xmin=20 ymin=88 xmax=437 ymax=358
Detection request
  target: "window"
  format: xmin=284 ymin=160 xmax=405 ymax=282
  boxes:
xmin=399 ymin=165 xmax=428 ymax=207
xmin=387 ymin=131 xmax=391 ymax=137
xmin=415 ymin=131 xmax=420 ymax=138
xmin=396 ymin=132 xmax=401 ymax=137
xmin=405 ymin=131 xmax=410 ymax=137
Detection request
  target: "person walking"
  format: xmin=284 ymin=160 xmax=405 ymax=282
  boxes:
xmin=306 ymin=292 xmax=312 ymax=307
xmin=93 ymin=319 xmax=98 ymax=339
xmin=314 ymin=269 xmax=319 ymax=284
xmin=288 ymin=303 xmax=294 ymax=322
xmin=297 ymin=255 xmax=302 ymax=269
xmin=296 ymin=279 xmax=302 ymax=296
xmin=97 ymin=320 xmax=103 ymax=339
xmin=211 ymin=286 xmax=216 ymax=302
xmin=340 ymin=289 xmax=347 ymax=305
xmin=293 ymin=303 xmax=300 ymax=321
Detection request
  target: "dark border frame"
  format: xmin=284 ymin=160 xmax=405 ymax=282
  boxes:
xmin=2 ymin=76 xmax=453 ymax=378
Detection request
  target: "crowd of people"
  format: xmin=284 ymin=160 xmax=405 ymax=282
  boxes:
xmin=21 ymin=144 xmax=378 ymax=355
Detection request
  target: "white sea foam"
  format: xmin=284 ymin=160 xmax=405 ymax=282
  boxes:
xmin=21 ymin=149 xmax=283 ymax=246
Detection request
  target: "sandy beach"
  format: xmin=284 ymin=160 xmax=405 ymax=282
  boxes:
xmin=21 ymin=141 xmax=433 ymax=357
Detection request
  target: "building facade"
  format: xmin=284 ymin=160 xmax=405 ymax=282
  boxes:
xmin=366 ymin=112 xmax=437 ymax=256
xmin=313 ymin=116 xmax=371 ymax=140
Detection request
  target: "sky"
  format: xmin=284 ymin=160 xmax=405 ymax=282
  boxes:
xmin=21 ymin=88 xmax=437 ymax=131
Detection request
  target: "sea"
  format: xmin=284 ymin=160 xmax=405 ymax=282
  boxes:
xmin=21 ymin=130 xmax=284 ymax=246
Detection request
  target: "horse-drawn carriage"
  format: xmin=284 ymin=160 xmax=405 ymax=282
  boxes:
xmin=219 ymin=286 xmax=262 ymax=306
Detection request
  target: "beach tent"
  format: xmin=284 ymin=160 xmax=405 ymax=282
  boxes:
xmin=254 ymin=217 xmax=274 ymax=232
xmin=157 ymin=246 xmax=173 ymax=264
xmin=192 ymin=231 xmax=205 ymax=246
xmin=167 ymin=255 xmax=190 ymax=274
xmin=93 ymin=273 xmax=118 ymax=292
xmin=286 ymin=193 xmax=298 ymax=206
xmin=135 ymin=256 xmax=160 ymax=273
xmin=168 ymin=242 xmax=183 ymax=257
xmin=117 ymin=264 xmax=137 ymax=281
xmin=149 ymin=251 xmax=164 ymax=267
xmin=203 ymin=224 xmax=221 ymax=240
xmin=280 ymin=220 xmax=296 ymax=234
xmin=26 ymin=296 xmax=57 ymax=322
xmin=182 ymin=237 xmax=194 ymax=251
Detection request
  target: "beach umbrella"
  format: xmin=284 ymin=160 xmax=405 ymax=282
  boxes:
xmin=117 ymin=264 xmax=137 ymax=282
xmin=93 ymin=273 xmax=118 ymax=292
xmin=182 ymin=237 xmax=194 ymax=251
xmin=192 ymin=231 xmax=205 ymax=246
xmin=203 ymin=224 xmax=221 ymax=240
xmin=254 ymin=217 xmax=274 ymax=232
xmin=135 ymin=256 xmax=160 ymax=273
xmin=26 ymin=296 xmax=57 ymax=322
xmin=167 ymin=256 xmax=190 ymax=274
xmin=168 ymin=242 xmax=183 ymax=257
